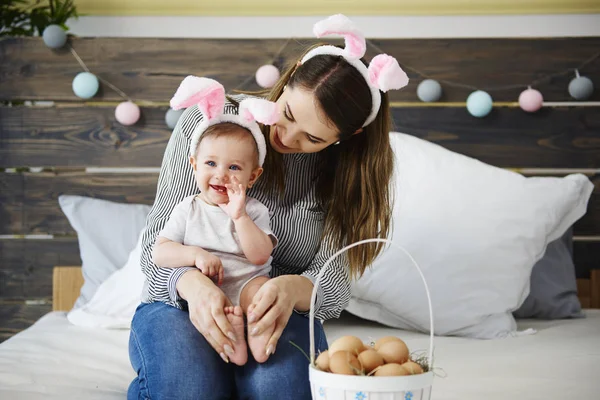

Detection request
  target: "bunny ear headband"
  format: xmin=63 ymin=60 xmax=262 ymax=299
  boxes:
xmin=301 ymin=14 xmax=409 ymax=127
xmin=170 ymin=76 xmax=278 ymax=166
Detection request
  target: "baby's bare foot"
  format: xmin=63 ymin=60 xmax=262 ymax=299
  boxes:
xmin=224 ymin=306 xmax=247 ymax=366
xmin=247 ymin=307 xmax=276 ymax=363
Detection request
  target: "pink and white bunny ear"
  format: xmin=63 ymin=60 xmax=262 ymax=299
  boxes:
xmin=313 ymin=14 xmax=366 ymax=60
xmin=239 ymin=98 xmax=279 ymax=126
xmin=368 ymin=54 xmax=410 ymax=92
xmin=170 ymin=76 xmax=225 ymax=121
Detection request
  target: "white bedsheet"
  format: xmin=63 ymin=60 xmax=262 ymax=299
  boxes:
xmin=0 ymin=310 xmax=599 ymax=399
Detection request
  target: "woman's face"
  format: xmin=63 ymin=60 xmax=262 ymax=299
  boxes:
xmin=269 ymin=86 xmax=339 ymax=154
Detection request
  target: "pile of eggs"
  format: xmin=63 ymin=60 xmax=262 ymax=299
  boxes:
xmin=316 ymin=335 xmax=425 ymax=376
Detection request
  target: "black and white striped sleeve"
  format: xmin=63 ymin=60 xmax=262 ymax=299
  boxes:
xmin=140 ymin=105 xmax=203 ymax=309
xmin=301 ymin=237 xmax=352 ymax=321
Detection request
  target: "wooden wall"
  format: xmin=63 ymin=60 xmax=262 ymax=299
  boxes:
xmin=1 ymin=37 xmax=599 ymax=341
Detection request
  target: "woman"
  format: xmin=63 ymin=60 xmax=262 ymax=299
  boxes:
xmin=128 ymin=14 xmax=408 ymax=399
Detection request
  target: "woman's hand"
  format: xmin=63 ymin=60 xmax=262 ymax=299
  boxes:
xmin=247 ymin=275 xmax=313 ymax=357
xmin=177 ymin=269 xmax=237 ymax=363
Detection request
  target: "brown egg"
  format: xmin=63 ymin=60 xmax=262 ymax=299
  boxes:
xmin=401 ymin=361 xmax=424 ymax=375
xmin=377 ymin=340 xmax=409 ymax=364
xmin=357 ymin=349 xmax=385 ymax=373
xmin=373 ymin=336 xmax=404 ymax=351
xmin=374 ymin=363 xmax=410 ymax=376
xmin=316 ymin=350 xmax=330 ymax=372
xmin=328 ymin=335 xmax=365 ymax=356
xmin=328 ymin=350 xmax=363 ymax=375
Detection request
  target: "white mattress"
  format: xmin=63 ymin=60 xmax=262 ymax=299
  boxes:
xmin=0 ymin=310 xmax=599 ymax=399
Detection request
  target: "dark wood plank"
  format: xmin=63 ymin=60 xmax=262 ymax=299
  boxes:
xmin=0 ymin=302 xmax=52 ymax=343
xmin=391 ymin=106 xmax=600 ymax=169
xmin=0 ymin=105 xmax=172 ymax=168
xmin=0 ymin=171 xmax=598 ymax=236
xmin=575 ymin=241 xmax=600 ymax=279
xmin=578 ymin=175 xmax=600 ymax=238
xmin=0 ymin=171 xmax=157 ymax=235
xmin=2 ymin=105 xmax=599 ymax=169
xmin=1 ymin=37 xmax=599 ymax=102
xmin=374 ymin=37 xmax=600 ymax=104
xmin=0 ymin=238 xmax=80 ymax=299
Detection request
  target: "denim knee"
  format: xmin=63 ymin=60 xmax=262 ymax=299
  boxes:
xmin=235 ymin=312 xmax=327 ymax=400
xmin=128 ymin=302 xmax=234 ymax=400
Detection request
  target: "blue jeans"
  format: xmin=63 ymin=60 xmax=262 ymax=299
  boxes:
xmin=128 ymin=302 xmax=328 ymax=400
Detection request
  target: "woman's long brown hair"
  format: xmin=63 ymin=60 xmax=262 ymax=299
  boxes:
xmin=252 ymin=45 xmax=394 ymax=279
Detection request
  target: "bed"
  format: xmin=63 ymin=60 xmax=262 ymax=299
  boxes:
xmin=1 ymin=304 xmax=599 ymax=399
xmin=1 ymin=32 xmax=599 ymax=399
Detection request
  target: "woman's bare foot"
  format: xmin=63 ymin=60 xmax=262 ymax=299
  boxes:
xmin=224 ymin=306 xmax=247 ymax=366
xmin=247 ymin=304 xmax=276 ymax=363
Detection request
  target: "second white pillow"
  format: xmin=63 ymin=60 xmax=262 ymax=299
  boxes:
xmin=346 ymin=132 xmax=594 ymax=339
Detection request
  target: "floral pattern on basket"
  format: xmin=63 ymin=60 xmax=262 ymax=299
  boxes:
xmin=313 ymin=387 xmax=429 ymax=400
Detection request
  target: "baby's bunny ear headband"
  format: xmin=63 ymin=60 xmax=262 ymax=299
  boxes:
xmin=301 ymin=14 xmax=409 ymax=127
xmin=170 ymin=76 xmax=278 ymax=166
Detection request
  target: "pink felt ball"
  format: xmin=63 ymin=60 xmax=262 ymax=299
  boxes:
xmin=115 ymin=101 xmax=141 ymax=126
xmin=255 ymin=64 xmax=280 ymax=88
xmin=518 ymin=88 xmax=544 ymax=113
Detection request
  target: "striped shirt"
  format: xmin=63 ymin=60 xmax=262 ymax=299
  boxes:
xmin=140 ymin=97 xmax=351 ymax=321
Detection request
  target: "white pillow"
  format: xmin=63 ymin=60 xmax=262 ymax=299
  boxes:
xmin=345 ymin=132 xmax=594 ymax=339
xmin=68 ymin=230 xmax=146 ymax=329
xmin=58 ymin=195 xmax=151 ymax=309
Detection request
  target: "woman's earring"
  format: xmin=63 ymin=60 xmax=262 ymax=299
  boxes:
xmin=283 ymin=85 xmax=287 ymax=91
xmin=334 ymin=141 xmax=340 ymax=145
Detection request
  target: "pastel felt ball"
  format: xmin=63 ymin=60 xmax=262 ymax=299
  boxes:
xmin=72 ymin=72 xmax=99 ymax=99
xmin=518 ymin=88 xmax=544 ymax=112
xmin=43 ymin=24 xmax=67 ymax=49
xmin=466 ymin=90 xmax=493 ymax=118
xmin=165 ymin=108 xmax=184 ymax=129
xmin=115 ymin=101 xmax=141 ymax=126
xmin=255 ymin=64 xmax=280 ymax=88
xmin=417 ymin=79 xmax=443 ymax=102
xmin=568 ymin=76 xmax=594 ymax=100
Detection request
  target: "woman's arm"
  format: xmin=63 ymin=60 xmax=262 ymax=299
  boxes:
xmin=139 ymin=104 xmax=208 ymax=307
xmin=249 ymin=238 xmax=351 ymax=322
xmin=300 ymin=237 xmax=352 ymax=320
xmin=244 ymin=237 xmax=351 ymax=361
xmin=176 ymin=268 xmax=236 ymax=362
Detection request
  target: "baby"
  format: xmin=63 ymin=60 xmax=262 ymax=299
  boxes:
xmin=152 ymin=76 xmax=279 ymax=366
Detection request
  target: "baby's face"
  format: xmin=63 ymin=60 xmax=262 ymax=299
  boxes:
xmin=190 ymin=133 xmax=262 ymax=206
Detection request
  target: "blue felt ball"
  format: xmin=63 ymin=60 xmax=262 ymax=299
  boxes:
xmin=568 ymin=76 xmax=594 ymax=101
xmin=72 ymin=72 xmax=99 ymax=99
xmin=466 ymin=90 xmax=493 ymax=118
xmin=417 ymin=79 xmax=443 ymax=102
xmin=43 ymin=24 xmax=67 ymax=49
xmin=165 ymin=108 xmax=184 ymax=129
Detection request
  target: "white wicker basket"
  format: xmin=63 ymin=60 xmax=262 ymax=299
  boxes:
xmin=309 ymin=239 xmax=435 ymax=400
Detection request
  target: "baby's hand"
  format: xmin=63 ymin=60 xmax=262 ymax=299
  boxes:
xmin=194 ymin=249 xmax=224 ymax=286
xmin=219 ymin=176 xmax=247 ymax=221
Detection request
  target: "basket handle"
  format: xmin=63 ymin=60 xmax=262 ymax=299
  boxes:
xmin=309 ymin=238 xmax=434 ymax=369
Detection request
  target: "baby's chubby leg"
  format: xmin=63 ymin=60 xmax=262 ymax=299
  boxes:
xmin=239 ymin=276 xmax=274 ymax=363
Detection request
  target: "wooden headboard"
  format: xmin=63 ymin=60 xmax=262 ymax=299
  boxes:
xmin=1 ymin=36 xmax=599 ymax=341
